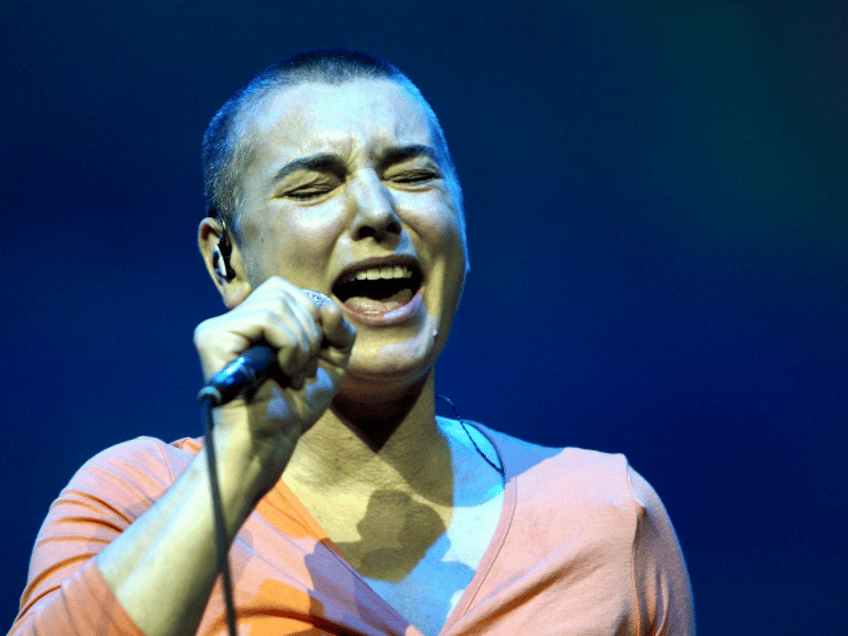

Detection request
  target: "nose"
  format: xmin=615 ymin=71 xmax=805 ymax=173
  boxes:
xmin=347 ymin=170 xmax=402 ymax=242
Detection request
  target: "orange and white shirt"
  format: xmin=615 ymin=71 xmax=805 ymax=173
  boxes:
xmin=10 ymin=426 xmax=694 ymax=635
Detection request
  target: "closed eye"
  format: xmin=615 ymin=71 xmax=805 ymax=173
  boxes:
xmin=388 ymin=170 xmax=439 ymax=185
xmin=270 ymin=154 xmax=347 ymax=201
xmin=284 ymin=184 xmax=337 ymax=199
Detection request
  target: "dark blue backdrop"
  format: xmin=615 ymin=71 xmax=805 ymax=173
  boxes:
xmin=3 ymin=1 xmax=846 ymax=634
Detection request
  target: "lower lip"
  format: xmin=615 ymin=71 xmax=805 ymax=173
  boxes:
xmin=338 ymin=290 xmax=424 ymax=327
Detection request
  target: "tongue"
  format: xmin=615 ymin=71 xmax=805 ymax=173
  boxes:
xmin=343 ymin=289 xmax=413 ymax=314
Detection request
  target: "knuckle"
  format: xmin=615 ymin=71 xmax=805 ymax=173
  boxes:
xmin=193 ymin=317 xmax=219 ymax=347
xmin=258 ymin=306 xmax=279 ymax=324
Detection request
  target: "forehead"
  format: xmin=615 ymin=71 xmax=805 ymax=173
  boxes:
xmin=244 ymin=79 xmax=437 ymax=162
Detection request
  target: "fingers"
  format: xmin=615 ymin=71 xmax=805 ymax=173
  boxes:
xmin=194 ymin=280 xmax=355 ymax=491
xmin=318 ymin=301 xmax=357 ymax=352
xmin=195 ymin=278 xmax=354 ymax=394
xmin=195 ymin=279 xmax=315 ymax=379
xmin=286 ymin=294 xmax=356 ymax=390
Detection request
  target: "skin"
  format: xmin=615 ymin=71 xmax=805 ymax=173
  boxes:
xmin=97 ymin=79 xmax=503 ymax=636
xmin=227 ymin=79 xmax=467 ymax=388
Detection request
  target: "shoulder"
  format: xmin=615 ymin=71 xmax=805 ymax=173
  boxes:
xmin=65 ymin=436 xmax=202 ymax=507
xmin=467 ymin=423 xmax=672 ymax=540
xmin=626 ymin=470 xmax=696 ymax=634
xmin=76 ymin=435 xmax=201 ymax=477
xmin=469 ymin=421 xmax=630 ymax=488
xmin=467 ymin=424 xmax=696 ymax=633
xmin=19 ymin=437 xmax=204 ymax=629
xmin=474 ymin=423 xmax=685 ymax=550
xmin=31 ymin=436 xmax=203 ymax=563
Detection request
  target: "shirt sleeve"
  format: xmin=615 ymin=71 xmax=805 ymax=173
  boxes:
xmin=627 ymin=466 xmax=696 ymax=636
xmin=8 ymin=437 xmax=182 ymax=636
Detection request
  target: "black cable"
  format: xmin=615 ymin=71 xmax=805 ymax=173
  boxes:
xmin=199 ymin=389 xmax=494 ymax=636
xmin=199 ymin=395 xmax=239 ymax=636
xmin=437 ymin=395 xmax=504 ymax=476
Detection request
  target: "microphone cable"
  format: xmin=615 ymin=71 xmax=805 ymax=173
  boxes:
xmin=194 ymin=295 xmax=327 ymax=635
xmin=198 ymin=394 xmax=239 ymax=636
xmin=195 ymin=345 xmax=278 ymax=636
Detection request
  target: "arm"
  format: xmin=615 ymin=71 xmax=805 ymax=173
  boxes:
xmin=10 ymin=279 xmax=355 ymax=636
xmin=628 ymin=467 xmax=696 ymax=636
xmin=99 ymin=280 xmax=354 ymax=636
xmin=9 ymin=438 xmax=201 ymax=636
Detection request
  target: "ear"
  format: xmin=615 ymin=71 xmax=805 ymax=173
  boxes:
xmin=198 ymin=217 xmax=253 ymax=309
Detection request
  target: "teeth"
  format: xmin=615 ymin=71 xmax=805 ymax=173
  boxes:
xmin=345 ymin=266 xmax=413 ymax=284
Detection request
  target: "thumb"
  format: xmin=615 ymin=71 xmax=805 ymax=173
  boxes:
xmin=319 ymin=302 xmax=356 ymax=352
xmin=300 ymin=289 xmax=355 ymax=352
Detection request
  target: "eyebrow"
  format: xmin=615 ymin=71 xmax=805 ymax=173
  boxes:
xmin=268 ymin=144 xmax=440 ymax=187
xmin=376 ymin=144 xmax=439 ymax=171
xmin=268 ymin=153 xmax=343 ymax=187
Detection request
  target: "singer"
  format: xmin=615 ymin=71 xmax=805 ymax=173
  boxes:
xmin=9 ymin=49 xmax=694 ymax=636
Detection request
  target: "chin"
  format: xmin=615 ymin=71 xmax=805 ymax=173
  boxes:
xmin=354 ymin=332 xmax=444 ymax=371
xmin=338 ymin=354 xmax=435 ymax=400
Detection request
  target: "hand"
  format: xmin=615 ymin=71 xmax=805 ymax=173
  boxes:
xmin=193 ymin=276 xmax=356 ymax=496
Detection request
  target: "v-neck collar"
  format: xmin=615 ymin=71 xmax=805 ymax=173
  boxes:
xmin=258 ymin=425 xmax=518 ymax=636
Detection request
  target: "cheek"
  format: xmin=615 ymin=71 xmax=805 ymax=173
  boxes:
xmin=416 ymin=209 xmax=467 ymax=269
xmin=400 ymin=191 xmax=465 ymax=249
xmin=285 ymin=216 xmax=345 ymax=274
xmin=249 ymin=208 xmax=346 ymax=283
xmin=407 ymin=206 xmax=467 ymax=311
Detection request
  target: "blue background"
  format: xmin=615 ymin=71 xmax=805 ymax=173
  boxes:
xmin=3 ymin=1 xmax=846 ymax=633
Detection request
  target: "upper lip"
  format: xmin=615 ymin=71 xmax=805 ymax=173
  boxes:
xmin=333 ymin=254 xmax=423 ymax=288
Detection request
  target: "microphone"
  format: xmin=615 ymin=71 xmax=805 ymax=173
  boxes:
xmin=196 ymin=290 xmax=331 ymax=406
xmin=197 ymin=345 xmax=280 ymax=406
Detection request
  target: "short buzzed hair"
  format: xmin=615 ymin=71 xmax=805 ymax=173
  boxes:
xmin=201 ymin=48 xmax=462 ymax=236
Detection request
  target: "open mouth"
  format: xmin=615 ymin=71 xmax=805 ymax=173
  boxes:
xmin=332 ymin=263 xmax=424 ymax=314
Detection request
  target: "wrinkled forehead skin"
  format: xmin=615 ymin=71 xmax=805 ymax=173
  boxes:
xmin=229 ymin=77 xmax=465 ymax=241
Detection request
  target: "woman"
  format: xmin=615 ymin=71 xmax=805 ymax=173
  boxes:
xmin=10 ymin=49 xmax=694 ymax=636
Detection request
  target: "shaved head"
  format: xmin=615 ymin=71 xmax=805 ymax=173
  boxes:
xmin=202 ymin=49 xmax=462 ymax=238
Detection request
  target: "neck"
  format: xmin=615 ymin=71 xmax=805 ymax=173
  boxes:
xmin=282 ymin=371 xmax=452 ymax=504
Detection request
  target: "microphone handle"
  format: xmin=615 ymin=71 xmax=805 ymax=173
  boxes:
xmin=198 ymin=345 xmax=280 ymax=406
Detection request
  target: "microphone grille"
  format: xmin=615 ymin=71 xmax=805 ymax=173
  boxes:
xmin=302 ymin=289 xmax=331 ymax=308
